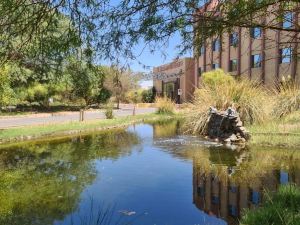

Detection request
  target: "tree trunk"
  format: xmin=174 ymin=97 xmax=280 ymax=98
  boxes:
xmin=117 ymin=96 xmax=120 ymax=109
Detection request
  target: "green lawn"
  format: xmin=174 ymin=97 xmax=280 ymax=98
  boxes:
xmin=248 ymin=111 xmax=300 ymax=147
xmin=0 ymin=113 xmax=180 ymax=144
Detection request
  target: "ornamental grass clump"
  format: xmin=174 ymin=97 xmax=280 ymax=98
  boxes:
xmin=240 ymin=185 xmax=300 ymax=225
xmin=272 ymin=81 xmax=300 ymax=119
xmin=155 ymin=97 xmax=175 ymax=114
xmin=184 ymin=70 xmax=272 ymax=135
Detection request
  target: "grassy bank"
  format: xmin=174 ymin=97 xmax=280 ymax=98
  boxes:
xmin=248 ymin=111 xmax=300 ymax=147
xmin=240 ymin=185 xmax=300 ymax=225
xmin=0 ymin=113 xmax=181 ymax=144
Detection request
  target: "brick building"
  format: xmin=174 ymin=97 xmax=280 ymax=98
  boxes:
xmin=153 ymin=58 xmax=195 ymax=103
xmin=194 ymin=0 xmax=300 ymax=87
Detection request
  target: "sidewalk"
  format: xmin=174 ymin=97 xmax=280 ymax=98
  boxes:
xmin=0 ymin=106 xmax=156 ymax=129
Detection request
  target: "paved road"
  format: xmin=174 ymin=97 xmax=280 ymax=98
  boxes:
xmin=0 ymin=107 xmax=156 ymax=129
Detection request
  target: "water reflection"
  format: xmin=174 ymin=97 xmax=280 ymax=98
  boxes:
xmin=192 ymin=149 xmax=300 ymax=225
xmin=0 ymin=121 xmax=299 ymax=225
xmin=152 ymin=121 xmax=300 ymax=225
xmin=0 ymin=130 xmax=139 ymax=225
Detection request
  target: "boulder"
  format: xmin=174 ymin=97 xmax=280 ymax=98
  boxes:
xmin=205 ymin=107 xmax=251 ymax=145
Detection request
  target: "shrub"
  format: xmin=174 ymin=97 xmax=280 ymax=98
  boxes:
xmin=142 ymin=88 xmax=155 ymax=103
xmin=95 ymin=88 xmax=112 ymax=104
xmin=272 ymin=83 xmax=300 ymax=119
xmin=104 ymin=103 xmax=114 ymax=119
xmin=125 ymin=90 xmax=143 ymax=103
xmin=26 ymin=83 xmax=48 ymax=104
xmin=0 ymin=65 xmax=15 ymax=107
xmin=240 ymin=185 xmax=300 ymax=225
xmin=202 ymin=69 xmax=235 ymax=87
xmin=184 ymin=70 xmax=272 ymax=134
xmin=155 ymin=97 xmax=175 ymax=114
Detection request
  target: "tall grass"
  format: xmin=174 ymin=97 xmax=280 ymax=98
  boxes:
xmin=155 ymin=97 xmax=175 ymax=114
xmin=185 ymin=70 xmax=272 ymax=135
xmin=272 ymin=83 xmax=300 ymax=119
xmin=240 ymin=185 xmax=300 ymax=225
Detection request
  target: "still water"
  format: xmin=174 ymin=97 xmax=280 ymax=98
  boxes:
xmin=0 ymin=121 xmax=299 ymax=225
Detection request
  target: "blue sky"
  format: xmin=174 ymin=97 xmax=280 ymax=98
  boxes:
xmin=127 ymin=32 xmax=193 ymax=88
xmin=129 ymin=33 xmax=185 ymax=72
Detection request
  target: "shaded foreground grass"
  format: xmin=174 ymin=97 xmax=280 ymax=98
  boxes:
xmin=0 ymin=113 xmax=181 ymax=144
xmin=248 ymin=111 xmax=300 ymax=147
xmin=240 ymin=185 xmax=300 ymax=225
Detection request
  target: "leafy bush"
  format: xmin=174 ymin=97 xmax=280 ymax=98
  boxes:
xmin=202 ymin=69 xmax=235 ymax=87
xmin=240 ymin=185 xmax=300 ymax=225
xmin=185 ymin=70 xmax=271 ymax=134
xmin=104 ymin=103 xmax=114 ymax=119
xmin=95 ymin=88 xmax=112 ymax=104
xmin=125 ymin=90 xmax=143 ymax=103
xmin=0 ymin=65 xmax=15 ymax=107
xmin=142 ymin=88 xmax=155 ymax=103
xmin=26 ymin=83 xmax=48 ymax=104
xmin=155 ymin=97 xmax=175 ymax=114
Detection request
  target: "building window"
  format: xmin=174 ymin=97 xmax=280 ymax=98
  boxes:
xmin=229 ymin=205 xmax=238 ymax=217
xmin=251 ymin=54 xmax=262 ymax=68
xmin=250 ymin=190 xmax=261 ymax=205
xmin=197 ymin=186 xmax=205 ymax=197
xmin=212 ymin=196 xmax=220 ymax=205
xmin=250 ymin=27 xmax=261 ymax=39
xmin=230 ymin=32 xmax=238 ymax=47
xmin=282 ymin=12 xmax=293 ymax=29
xmin=212 ymin=39 xmax=220 ymax=51
xmin=198 ymin=67 xmax=202 ymax=76
xmin=212 ymin=63 xmax=219 ymax=70
xmin=229 ymin=59 xmax=238 ymax=72
xmin=280 ymin=47 xmax=292 ymax=63
xmin=199 ymin=45 xmax=205 ymax=56
xmin=280 ymin=171 xmax=289 ymax=185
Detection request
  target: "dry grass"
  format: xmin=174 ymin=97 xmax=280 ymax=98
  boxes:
xmin=155 ymin=97 xmax=175 ymax=114
xmin=272 ymin=84 xmax=300 ymax=119
xmin=185 ymin=70 xmax=273 ymax=135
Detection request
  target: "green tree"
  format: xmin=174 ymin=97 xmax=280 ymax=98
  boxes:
xmin=67 ymin=59 xmax=105 ymax=107
xmin=104 ymin=65 xmax=139 ymax=108
xmin=0 ymin=65 xmax=15 ymax=109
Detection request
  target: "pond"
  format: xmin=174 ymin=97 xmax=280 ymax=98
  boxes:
xmin=0 ymin=121 xmax=299 ymax=225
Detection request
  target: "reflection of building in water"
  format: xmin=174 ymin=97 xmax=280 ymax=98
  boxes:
xmin=192 ymin=152 xmax=300 ymax=225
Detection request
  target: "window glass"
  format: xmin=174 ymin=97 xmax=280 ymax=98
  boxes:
xmin=229 ymin=205 xmax=238 ymax=217
xmin=212 ymin=196 xmax=220 ymax=205
xmin=250 ymin=190 xmax=261 ymax=205
xmin=230 ymin=33 xmax=238 ymax=47
xmin=213 ymin=39 xmax=220 ymax=51
xmin=283 ymin=12 xmax=293 ymax=28
xmin=229 ymin=59 xmax=238 ymax=71
xmin=199 ymin=45 xmax=205 ymax=56
xmin=212 ymin=63 xmax=219 ymax=69
xmin=197 ymin=186 xmax=205 ymax=197
xmin=251 ymin=27 xmax=261 ymax=39
xmin=280 ymin=47 xmax=292 ymax=63
xmin=251 ymin=54 xmax=262 ymax=68
xmin=198 ymin=67 xmax=202 ymax=76
xmin=280 ymin=171 xmax=289 ymax=184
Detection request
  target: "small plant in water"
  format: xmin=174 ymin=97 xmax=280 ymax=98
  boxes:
xmin=66 ymin=199 xmax=145 ymax=225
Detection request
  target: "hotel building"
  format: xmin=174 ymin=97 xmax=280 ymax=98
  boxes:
xmin=153 ymin=58 xmax=195 ymax=103
xmin=194 ymin=0 xmax=300 ymax=87
xmin=153 ymin=1 xmax=300 ymax=102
